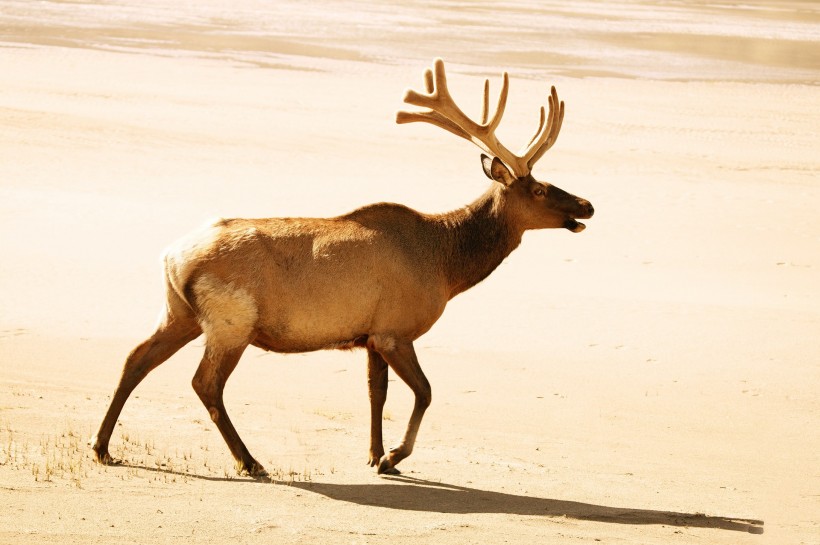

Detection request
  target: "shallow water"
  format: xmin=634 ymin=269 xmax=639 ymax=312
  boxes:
xmin=1 ymin=0 xmax=818 ymax=82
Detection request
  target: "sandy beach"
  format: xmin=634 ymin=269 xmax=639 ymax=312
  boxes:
xmin=1 ymin=1 xmax=818 ymax=543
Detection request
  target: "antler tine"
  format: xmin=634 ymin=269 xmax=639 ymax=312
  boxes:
xmin=519 ymin=96 xmax=553 ymax=161
xmin=523 ymin=86 xmax=565 ymax=170
xmin=524 ymin=106 xmax=546 ymax=150
xmin=395 ymin=109 xmax=474 ymax=141
xmin=475 ymin=74 xmax=509 ymax=133
xmin=486 ymin=72 xmax=509 ymax=133
xmin=397 ymin=60 xmax=471 ymax=140
xmin=480 ymin=79 xmax=489 ymax=125
xmin=531 ymin=96 xmax=564 ymax=167
xmin=396 ymin=58 xmax=530 ymax=177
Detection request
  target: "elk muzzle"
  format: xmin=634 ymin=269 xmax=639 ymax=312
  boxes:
xmin=548 ymin=185 xmax=594 ymax=233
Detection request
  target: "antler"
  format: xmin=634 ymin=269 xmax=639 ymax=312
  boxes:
xmin=396 ymin=58 xmax=564 ymax=178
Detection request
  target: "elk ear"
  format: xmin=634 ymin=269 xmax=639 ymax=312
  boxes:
xmin=481 ymin=154 xmax=515 ymax=186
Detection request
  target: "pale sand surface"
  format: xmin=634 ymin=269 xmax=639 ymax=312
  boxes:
xmin=1 ymin=1 xmax=818 ymax=544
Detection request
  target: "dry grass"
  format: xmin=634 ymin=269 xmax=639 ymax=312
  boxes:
xmin=1 ymin=418 xmax=94 ymax=487
xmin=1 ymin=417 xmax=323 ymax=487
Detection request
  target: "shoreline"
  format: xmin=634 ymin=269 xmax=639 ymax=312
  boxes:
xmin=1 ymin=1 xmax=818 ymax=83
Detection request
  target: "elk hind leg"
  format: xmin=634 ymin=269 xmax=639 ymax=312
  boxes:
xmin=92 ymin=307 xmax=201 ymax=464
xmin=189 ymin=273 xmax=263 ymax=476
xmin=191 ymin=342 xmax=264 ymax=476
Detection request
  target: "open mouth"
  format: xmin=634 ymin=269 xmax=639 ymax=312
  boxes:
xmin=563 ymin=218 xmax=586 ymax=233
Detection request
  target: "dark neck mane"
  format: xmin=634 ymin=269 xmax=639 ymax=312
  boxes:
xmin=435 ymin=185 xmax=522 ymax=298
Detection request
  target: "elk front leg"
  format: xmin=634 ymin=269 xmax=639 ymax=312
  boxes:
xmin=366 ymin=348 xmax=389 ymax=467
xmin=371 ymin=338 xmax=431 ymax=475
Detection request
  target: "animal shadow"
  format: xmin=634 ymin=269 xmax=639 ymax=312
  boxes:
xmin=291 ymin=476 xmax=764 ymax=534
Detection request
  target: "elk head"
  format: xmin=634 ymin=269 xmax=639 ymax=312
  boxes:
xmin=396 ymin=58 xmax=594 ymax=232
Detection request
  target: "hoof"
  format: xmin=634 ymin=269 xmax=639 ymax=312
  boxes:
xmin=90 ymin=435 xmax=119 ymax=465
xmin=368 ymin=451 xmax=385 ymax=467
xmin=88 ymin=435 xmax=122 ymax=466
xmin=93 ymin=450 xmax=120 ymax=466
xmin=377 ymin=456 xmax=400 ymax=475
xmin=237 ymin=461 xmax=268 ymax=478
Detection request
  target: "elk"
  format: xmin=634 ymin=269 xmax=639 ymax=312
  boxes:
xmin=91 ymin=58 xmax=594 ymax=476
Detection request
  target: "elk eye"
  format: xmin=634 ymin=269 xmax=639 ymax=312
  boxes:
xmin=533 ymin=187 xmax=545 ymax=197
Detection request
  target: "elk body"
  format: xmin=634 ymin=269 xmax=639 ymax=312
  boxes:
xmin=92 ymin=59 xmax=594 ymax=476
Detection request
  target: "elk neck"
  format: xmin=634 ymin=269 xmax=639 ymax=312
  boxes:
xmin=435 ymin=183 xmax=523 ymax=299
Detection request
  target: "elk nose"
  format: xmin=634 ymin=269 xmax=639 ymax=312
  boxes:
xmin=579 ymin=200 xmax=594 ymax=218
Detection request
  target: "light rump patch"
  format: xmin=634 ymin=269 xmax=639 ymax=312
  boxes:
xmin=192 ymin=274 xmax=258 ymax=349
